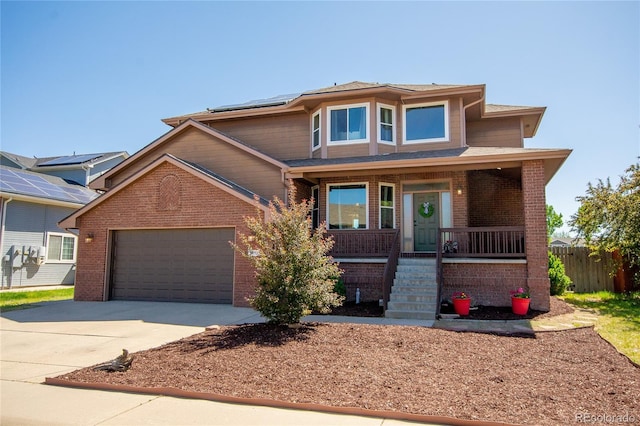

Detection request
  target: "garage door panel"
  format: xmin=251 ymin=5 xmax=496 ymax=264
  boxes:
xmin=111 ymin=228 xmax=234 ymax=304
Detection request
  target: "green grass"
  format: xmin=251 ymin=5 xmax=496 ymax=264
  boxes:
xmin=560 ymin=291 xmax=640 ymax=365
xmin=0 ymin=287 xmax=74 ymax=312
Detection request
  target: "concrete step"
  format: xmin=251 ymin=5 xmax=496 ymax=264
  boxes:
xmin=385 ymin=309 xmax=436 ymax=320
xmin=394 ymin=272 xmax=437 ymax=281
xmin=387 ymin=300 xmax=437 ymax=311
xmin=391 ymin=283 xmax=437 ymax=293
xmin=391 ymin=278 xmax=438 ymax=291
xmin=398 ymin=257 xmax=436 ymax=266
xmin=389 ymin=293 xmax=438 ymax=303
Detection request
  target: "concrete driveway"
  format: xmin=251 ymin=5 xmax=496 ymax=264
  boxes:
xmin=0 ymin=300 xmax=419 ymax=425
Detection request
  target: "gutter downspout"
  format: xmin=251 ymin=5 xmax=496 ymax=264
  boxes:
xmin=462 ymin=96 xmax=485 ymax=147
xmin=1 ymin=197 xmax=13 ymax=289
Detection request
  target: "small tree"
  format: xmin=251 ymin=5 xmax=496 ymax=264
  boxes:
xmin=546 ymin=204 xmax=564 ymax=241
xmin=234 ymin=183 xmax=343 ymax=325
xmin=569 ymin=163 xmax=640 ymax=282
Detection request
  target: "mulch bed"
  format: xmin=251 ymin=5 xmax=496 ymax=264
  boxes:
xmin=52 ymin=298 xmax=639 ymax=425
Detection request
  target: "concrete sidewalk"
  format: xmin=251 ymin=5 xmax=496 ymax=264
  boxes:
xmin=1 ymin=300 xmax=435 ymax=425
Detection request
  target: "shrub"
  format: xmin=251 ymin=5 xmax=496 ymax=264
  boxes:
xmin=549 ymin=251 xmax=572 ymax=295
xmin=234 ymin=183 xmax=344 ymax=325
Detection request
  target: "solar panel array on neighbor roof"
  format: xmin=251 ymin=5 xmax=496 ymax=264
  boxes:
xmin=38 ymin=154 xmax=102 ymax=167
xmin=0 ymin=167 xmax=98 ymax=204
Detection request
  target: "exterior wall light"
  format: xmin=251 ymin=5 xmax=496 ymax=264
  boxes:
xmin=85 ymin=233 xmax=94 ymax=243
xmin=456 ymin=187 xmax=463 ymax=195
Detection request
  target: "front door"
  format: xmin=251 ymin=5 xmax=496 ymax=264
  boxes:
xmin=414 ymin=192 xmax=439 ymax=251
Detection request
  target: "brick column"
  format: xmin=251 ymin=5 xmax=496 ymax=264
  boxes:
xmin=522 ymin=160 xmax=550 ymax=311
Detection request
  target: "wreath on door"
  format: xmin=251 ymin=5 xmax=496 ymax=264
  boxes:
xmin=418 ymin=201 xmax=435 ymax=218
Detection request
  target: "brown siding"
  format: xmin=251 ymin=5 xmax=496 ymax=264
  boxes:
xmin=211 ymin=112 xmax=310 ymax=160
xmin=466 ymin=117 xmax=523 ymax=148
xmin=74 ymin=161 xmax=262 ymax=307
xmin=109 ymin=127 xmax=285 ymax=200
xmin=326 ymin=144 xmax=371 ymax=158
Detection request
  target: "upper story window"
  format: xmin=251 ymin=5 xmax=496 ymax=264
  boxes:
xmin=403 ymin=100 xmax=449 ymax=144
xmin=377 ymin=103 xmax=395 ymax=145
xmin=47 ymin=232 xmax=76 ymax=263
xmin=328 ymin=103 xmax=369 ymax=144
xmin=327 ymin=183 xmax=368 ymax=229
xmin=312 ymin=111 xmax=321 ymax=151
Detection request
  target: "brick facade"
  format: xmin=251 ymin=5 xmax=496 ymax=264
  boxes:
xmin=522 ymin=160 xmax=551 ymax=311
xmin=73 ymin=161 xmax=262 ymax=307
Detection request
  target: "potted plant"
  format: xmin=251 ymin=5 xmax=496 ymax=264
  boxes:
xmin=452 ymin=292 xmax=471 ymax=316
xmin=510 ymin=287 xmax=530 ymax=315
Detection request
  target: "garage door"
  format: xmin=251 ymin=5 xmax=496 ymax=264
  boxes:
xmin=110 ymin=228 xmax=234 ymax=303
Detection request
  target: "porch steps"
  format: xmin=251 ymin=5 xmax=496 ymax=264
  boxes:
xmin=385 ymin=258 xmax=438 ymax=320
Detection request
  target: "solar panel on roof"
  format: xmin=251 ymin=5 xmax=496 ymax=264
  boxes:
xmin=0 ymin=167 xmax=98 ymax=204
xmin=39 ymin=154 xmax=101 ymax=167
xmin=212 ymin=93 xmax=301 ymax=112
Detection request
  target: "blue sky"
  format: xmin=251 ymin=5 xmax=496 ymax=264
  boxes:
xmin=2 ymin=1 xmax=638 ymax=233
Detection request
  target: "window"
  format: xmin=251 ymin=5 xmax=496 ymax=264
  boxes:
xmin=47 ymin=233 xmax=76 ymax=262
xmin=328 ymin=103 xmax=369 ymax=143
xmin=327 ymin=183 xmax=368 ymax=229
xmin=403 ymin=101 xmax=449 ymax=144
xmin=377 ymin=104 xmax=395 ymax=144
xmin=379 ymin=183 xmax=395 ymax=228
xmin=312 ymin=110 xmax=321 ymax=150
xmin=311 ymin=186 xmax=320 ymax=229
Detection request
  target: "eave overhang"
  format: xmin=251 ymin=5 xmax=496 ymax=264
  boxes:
xmin=285 ymin=148 xmax=572 ymax=185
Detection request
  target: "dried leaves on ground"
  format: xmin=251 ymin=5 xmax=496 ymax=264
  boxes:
xmin=56 ymin=299 xmax=639 ymax=425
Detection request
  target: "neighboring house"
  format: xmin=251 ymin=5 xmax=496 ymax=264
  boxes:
xmin=60 ymin=81 xmax=571 ymax=317
xmin=1 ymin=151 xmax=129 ymax=186
xmin=0 ymin=166 xmax=100 ymax=288
xmin=549 ymin=237 xmax=585 ymax=247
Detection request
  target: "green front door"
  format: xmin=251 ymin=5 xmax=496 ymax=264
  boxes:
xmin=414 ymin=192 xmax=439 ymax=251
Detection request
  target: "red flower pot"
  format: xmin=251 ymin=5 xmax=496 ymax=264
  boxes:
xmin=453 ymin=297 xmax=471 ymax=316
xmin=511 ymin=297 xmax=530 ymax=315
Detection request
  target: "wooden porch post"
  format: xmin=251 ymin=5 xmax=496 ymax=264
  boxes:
xmin=522 ymin=160 xmax=550 ymax=311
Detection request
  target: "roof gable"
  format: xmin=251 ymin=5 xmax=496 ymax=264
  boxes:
xmin=91 ymin=119 xmax=287 ymax=191
xmin=59 ymin=154 xmax=270 ymax=229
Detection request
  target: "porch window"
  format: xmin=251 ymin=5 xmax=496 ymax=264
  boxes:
xmin=311 ymin=185 xmax=319 ymax=229
xmin=328 ymin=103 xmax=369 ymax=143
xmin=377 ymin=104 xmax=395 ymax=144
xmin=380 ymin=183 xmax=395 ymax=228
xmin=403 ymin=101 xmax=449 ymax=144
xmin=327 ymin=183 xmax=368 ymax=229
xmin=312 ymin=110 xmax=321 ymax=150
xmin=46 ymin=233 xmax=76 ymax=262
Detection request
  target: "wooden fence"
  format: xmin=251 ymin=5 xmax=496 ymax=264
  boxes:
xmin=551 ymin=246 xmax=614 ymax=293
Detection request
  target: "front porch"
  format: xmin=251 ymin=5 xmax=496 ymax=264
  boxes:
xmin=329 ymin=224 xmax=544 ymax=320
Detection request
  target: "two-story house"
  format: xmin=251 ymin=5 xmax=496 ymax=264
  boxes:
xmin=60 ymin=81 xmax=570 ymax=318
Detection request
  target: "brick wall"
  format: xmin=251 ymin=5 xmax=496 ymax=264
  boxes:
xmin=443 ymin=262 xmax=527 ymax=306
xmin=338 ymin=262 xmax=385 ymax=302
xmin=522 ymin=160 xmax=550 ymax=311
xmin=74 ymin=161 xmax=262 ymax=307
xmin=468 ymin=169 xmax=524 ymax=227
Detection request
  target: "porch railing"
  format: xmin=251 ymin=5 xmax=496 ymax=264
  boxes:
xmin=440 ymin=226 xmax=526 ymax=258
xmin=436 ymin=226 xmax=526 ymax=317
xmin=382 ymin=229 xmax=401 ymax=310
xmin=328 ymin=229 xmax=398 ymax=258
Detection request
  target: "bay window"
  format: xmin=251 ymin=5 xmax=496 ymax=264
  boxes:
xmin=328 ymin=103 xmax=369 ymax=143
xmin=377 ymin=104 xmax=395 ymax=144
xmin=312 ymin=111 xmax=321 ymax=150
